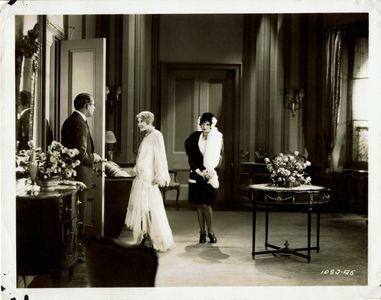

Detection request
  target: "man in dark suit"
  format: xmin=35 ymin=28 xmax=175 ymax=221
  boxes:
xmin=16 ymin=90 xmax=32 ymax=150
xmin=61 ymin=92 xmax=102 ymax=262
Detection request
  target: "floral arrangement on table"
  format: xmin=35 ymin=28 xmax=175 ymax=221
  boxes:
xmin=16 ymin=140 xmax=81 ymax=182
xmin=264 ymin=151 xmax=312 ymax=187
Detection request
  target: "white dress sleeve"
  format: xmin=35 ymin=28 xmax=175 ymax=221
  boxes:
xmin=152 ymin=130 xmax=171 ymax=187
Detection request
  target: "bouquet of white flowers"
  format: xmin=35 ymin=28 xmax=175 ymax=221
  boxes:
xmin=16 ymin=140 xmax=81 ymax=180
xmin=264 ymin=151 xmax=311 ymax=187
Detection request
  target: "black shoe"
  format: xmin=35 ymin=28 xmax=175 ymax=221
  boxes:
xmin=77 ymin=242 xmax=86 ymax=263
xmin=208 ymin=233 xmax=217 ymax=243
xmin=199 ymin=233 xmax=207 ymax=243
xmin=77 ymin=253 xmax=86 ymax=263
xmin=140 ymin=233 xmax=153 ymax=248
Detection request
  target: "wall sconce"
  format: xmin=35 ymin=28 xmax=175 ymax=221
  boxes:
xmin=65 ymin=26 xmax=75 ymax=40
xmin=105 ymin=130 xmax=117 ymax=161
xmin=285 ymin=88 xmax=304 ymax=117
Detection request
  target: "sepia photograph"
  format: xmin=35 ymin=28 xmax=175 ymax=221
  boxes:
xmin=1 ymin=1 xmax=381 ymax=299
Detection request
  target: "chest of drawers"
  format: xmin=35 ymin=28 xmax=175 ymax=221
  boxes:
xmin=16 ymin=186 xmax=80 ymax=276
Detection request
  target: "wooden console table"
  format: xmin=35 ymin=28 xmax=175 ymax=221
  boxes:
xmin=17 ymin=185 xmax=81 ymax=283
xmin=248 ymin=184 xmax=330 ymax=262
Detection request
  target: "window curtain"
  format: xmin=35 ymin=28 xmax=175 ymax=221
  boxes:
xmin=323 ymin=28 xmax=344 ymax=171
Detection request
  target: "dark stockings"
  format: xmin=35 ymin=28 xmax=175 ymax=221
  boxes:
xmin=196 ymin=204 xmax=214 ymax=234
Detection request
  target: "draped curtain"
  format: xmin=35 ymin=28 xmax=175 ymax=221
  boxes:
xmin=323 ymin=28 xmax=343 ymax=170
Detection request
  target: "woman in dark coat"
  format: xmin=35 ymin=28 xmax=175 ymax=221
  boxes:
xmin=184 ymin=112 xmax=223 ymax=244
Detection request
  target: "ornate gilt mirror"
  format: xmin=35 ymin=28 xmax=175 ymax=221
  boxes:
xmin=15 ymin=22 xmax=41 ymax=151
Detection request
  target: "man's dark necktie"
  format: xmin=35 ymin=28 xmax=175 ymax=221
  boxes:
xmin=85 ymin=120 xmax=95 ymax=151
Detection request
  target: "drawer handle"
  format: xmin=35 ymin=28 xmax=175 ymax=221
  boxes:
xmin=65 ymin=207 xmax=72 ymax=213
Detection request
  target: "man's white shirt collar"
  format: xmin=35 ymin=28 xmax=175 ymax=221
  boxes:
xmin=18 ymin=107 xmax=31 ymax=119
xmin=75 ymin=110 xmax=87 ymax=122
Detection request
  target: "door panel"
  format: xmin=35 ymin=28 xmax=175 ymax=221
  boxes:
xmin=162 ymin=67 xmax=235 ymax=203
xmin=60 ymin=38 xmax=106 ymax=236
xmin=173 ymin=80 xmax=194 ymax=153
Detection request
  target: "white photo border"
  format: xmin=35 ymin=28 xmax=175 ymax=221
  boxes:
xmin=1 ymin=1 xmax=381 ymax=299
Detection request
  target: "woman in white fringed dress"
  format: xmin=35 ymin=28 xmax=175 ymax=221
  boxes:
xmin=125 ymin=111 xmax=175 ymax=252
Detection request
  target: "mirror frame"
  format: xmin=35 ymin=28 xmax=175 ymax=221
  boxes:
xmin=16 ymin=22 xmax=41 ymax=151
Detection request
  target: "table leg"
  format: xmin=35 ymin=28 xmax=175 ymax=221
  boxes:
xmin=77 ymin=190 xmax=86 ymax=263
xmin=265 ymin=203 xmax=269 ymax=249
xmin=176 ymin=188 xmax=180 ymax=210
xmin=317 ymin=207 xmax=320 ymax=253
xmin=307 ymin=207 xmax=312 ymax=263
xmin=252 ymin=203 xmax=257 ymax=259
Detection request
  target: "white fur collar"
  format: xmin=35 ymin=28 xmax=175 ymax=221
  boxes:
xmin=203 ymin=127 xmax=223 ymax=171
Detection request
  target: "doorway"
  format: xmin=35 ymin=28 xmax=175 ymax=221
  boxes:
xmin=161 ymin=63 xmax=240 ymax=206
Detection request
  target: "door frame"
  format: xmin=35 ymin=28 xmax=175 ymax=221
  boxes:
xmin=60 ymin=38 xmax=106 ymax=236
xmin=159 ymin=63 xmax=241 ymax=208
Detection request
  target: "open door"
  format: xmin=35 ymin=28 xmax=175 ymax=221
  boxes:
xmin=60 ymin=38 xmax=106 ymax=236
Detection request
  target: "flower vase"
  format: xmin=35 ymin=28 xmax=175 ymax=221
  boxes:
xmin=38 ymin=176 xmax=61 ymax=190
xmin=28 ymin=149 xmax=39 ymax=191
xmin=28 ymin=161 xmax=38 ymax=184
xmin=270 ymin=181 xmax=301 ymax=188
xmin=280 ymin=181 xmax=300 ymax=188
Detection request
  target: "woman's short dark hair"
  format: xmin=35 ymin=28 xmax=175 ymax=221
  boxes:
xmin=199 ymin=112 xmax=215 ymax=124
xmin=73 ymin=93 xmax=92 ymax=110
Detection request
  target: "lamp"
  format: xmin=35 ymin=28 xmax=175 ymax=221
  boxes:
xmin=105 ymin=131 xmax=117 ymax=161
xmin=285 ymin=88 xmax=304 ymax=117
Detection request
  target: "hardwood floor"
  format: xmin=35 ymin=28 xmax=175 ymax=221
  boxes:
xmin=26 ymin=209 xmax=368 ymax=288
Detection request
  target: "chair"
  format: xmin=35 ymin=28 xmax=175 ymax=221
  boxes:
xmin=84 ymin=236 xmax=158 ymax=287
xmin=104 ymin=176 xmax=134 ymax=238
xmin=104 ymin=161 xmax=135 ymax=238
xmin=160 ymin=169 xmax=180 ymax=210
xmin=239 ymin=162 xmax=270 ymax=208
